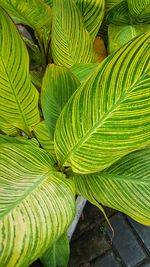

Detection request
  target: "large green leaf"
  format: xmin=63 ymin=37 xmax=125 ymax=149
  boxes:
xmin=51 ymin=0 xmax=95 ymax=68
xmin=0 ymin=0 xmax=52 ymax=31
xmin=0 ymin=144 xmax=75 ymax=267
xmin=41 ymin=233 xmax=70 ymax=267
xmin=108 ymin=24 xmax=150 ymax=54
xmin=128 ymin=0 xmax=150 ymax=23
xmin=75 ymin=0 xmax=105 ymax=39
xmin=41 ymin=64 xmax=80 ymax=137
xmin=33 ymin=121 xmax=55 ymax=155
xmin=72 ymin=147 xmax=150 ymax=225
xmin=54 ymin=32 xmax=150 ymax=174
xmin=0 ymin=8 xmax=40 ymax=135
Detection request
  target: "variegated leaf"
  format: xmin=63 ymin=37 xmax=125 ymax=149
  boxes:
xmin=0 ymin=144 xmax=75 ymax=266
xmin=72 ymin=147 xmax=150 ymax=225
xmin=55 ymin=32 xmax=150 ymax=174
xmin=0 ymin=7 xmax=40 ymax=135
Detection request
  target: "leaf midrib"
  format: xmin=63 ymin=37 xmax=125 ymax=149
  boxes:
xmin=100 ymin=173 xmax=150 ymax=185
xmin=62 ymin=72 xmax=147 ymax=166
xmin=0 ymin=170 xmax=54 ymax=220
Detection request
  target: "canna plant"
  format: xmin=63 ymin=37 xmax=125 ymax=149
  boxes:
xmin=0 ymin=0 xmax=150 ymax=266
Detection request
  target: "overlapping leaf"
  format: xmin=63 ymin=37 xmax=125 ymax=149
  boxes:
xmin=128 ymin=0 xmax=150 ymax=23
xmin=75 ymin=0 xmax=105 ymax=39
xmin=72 ymin=147 xmax=150 ymax=225
xmin=106 ymin=0 xmax=132 ymax=24
xmin=55 ymin=32 xmax=150 ymax=174
xmin=0 ymin=134 xmax=39 ymax=146
xmin=42 ymin=64 xmax=80 ymax=137
xmin=30 ymin=70 xmax=43 ymax=88
xmin=41 ymin=233 xmax=70 ymax=267
xmin=0 ymin=8 xmax=40 ymax=135
xmin=0 ymin=117 xmax=19 ymax=136
xmin=105 ymin=0 xmax=123 ymax=12
xmin=51 ymin=0 xmax=95 ymax=68
xmin=0 ymin=0 xmax=52 ymax=55
xmin=108 ymin=24 xmax=150 ymax=54
xmin=0 ymin=0 xmax=52 ymax=31
xmin=0 ymin=144 xmax=75 ymax=267
xmin=70 ymin=63 xmax=99 ymax=83
xmin=43 ymin=0 xmax=53 ymax=7
xmin=34 ymin=121 xmax=55 ymax=155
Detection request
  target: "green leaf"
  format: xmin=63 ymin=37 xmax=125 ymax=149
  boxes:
xmin=30 ymin=70 xmax=43 ymax=88
xmin=41 ymin=233 xmax=70 ymax=267
xmin=33 ymin=121 xmax=55 ymax=155
xmin=72 ymin=147 xmax=150 ymax=225
xmin=22 ymin=36 xmax=42 ymax=66
xmin=128 ymin=0 xmax=150 ymax=23
xmin=43 ymin=0 xmax=53 ymax=7
xmin=0 ymin=0 xmax=52 ymax=31
xmin=0 ymin=7 xmax=40 ymax=135
xmin=72 ymin=170 xmax=111 ymax=226
xmin=0 ymin=0 xmax=52 ymax=59
xmin=0 ymin=133 xmax=39 ymax=146
xmin=42 ymin=64 xmax=80 ymax=137
xmin=51 ymin=0 xmax=95 ymax=68
xmin=75 ymin=0 xmax=105 ymax=39
xmin=105 ymin=0 xmax=123 ymax=12
xmin=106 ymin=0 xmax=132 ymax=25
xmin=70 ymin=63 xmax=99 ymax=83
xmin=108 ymin=24 xmax=150 ymax=54
xmin=0 ymin=117 xmax=19 ymax=136
xmin=0 ymin=144 xmax=75 ymax=266
xmin=54 ymin=32 xmax=150 ymax=174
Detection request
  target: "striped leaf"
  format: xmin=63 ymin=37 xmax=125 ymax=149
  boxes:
xmin=108 ymin=24 xmax=150 ymax=54
xmin=51 ymin=0 xmax=95 ymax=68
xmin=54 ymin=32 xmax=150 ymax=174
xmin=106 ymin=0 xmax=132 ymax=25
xmin=0 ymin=8 xmax=40 ymax=135
xmin=0 ymin=117 xmax=19 ymax=136
xmin=41 ymin=64 xmax=80 ymax=137
xmin=30 ymin=70 xmax=43 ymax=88
xmin=41 ymin=233 xmax=70 ymax=267
xmin=105 ymin=0 xmax=123 ymax=12
xmin=0 ymin=144 xmax=75 ymax=266
xmin=128 ymin=0 xmax=150 ymax=23
xmin=23 ymin=36 xmax=42 ymax=66
xmin=75 ymin=0 xmax=105 ymax=39
xmin=0 ymin=134 xmax=39 ymax=146
xmin=72 ymin=147 xmax=150 ymax=225
xmin=43 ymin=0 xmax=53 ymax=6
xmin=0 ymin=0 xmax=52 ymax=31
xmin=33 ymin=121 xmax=55 ymax=155
xmin=0 ymin=0 xmax=52 ymax=56
xmin=70 ymin=63 xmax=99 ymax=83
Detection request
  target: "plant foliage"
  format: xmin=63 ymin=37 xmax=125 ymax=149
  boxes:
xmin=0 ymin=0 xmax=150 ymax=266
